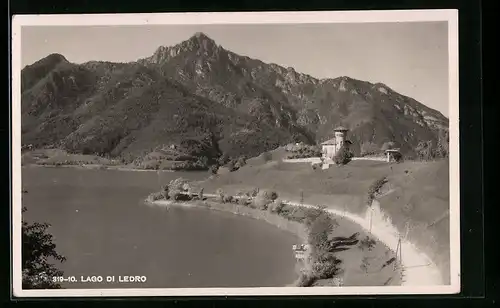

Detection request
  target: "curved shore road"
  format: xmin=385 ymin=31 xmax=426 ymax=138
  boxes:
xmin=286 ymin=200 xmax=444 ymax=286
xmin=175 ymin=193 xmax=444 ymax=286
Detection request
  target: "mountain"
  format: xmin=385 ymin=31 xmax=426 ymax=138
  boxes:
xmin=20 ymin=32 xmax=448 ymax=166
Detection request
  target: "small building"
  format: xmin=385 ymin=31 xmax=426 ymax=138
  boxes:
xmin=292 ymin=244 xmax=310 ymax=261
xmin=321 ymin=126 xmax=351 ymax=162
xmin=385 ymin=148 xmax=402 ymax=162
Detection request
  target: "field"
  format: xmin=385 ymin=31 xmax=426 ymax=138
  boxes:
xmin=199 ymin=148 xmax=451 ymax=284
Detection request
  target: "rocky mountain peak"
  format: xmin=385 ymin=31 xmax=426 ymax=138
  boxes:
xmin=183 ymin=32 xmax=218 ymax=51
xmin=141 ymin=32 xmax=221 ymax=65
xmin=192 ymin=32 xmax=212 ymax=40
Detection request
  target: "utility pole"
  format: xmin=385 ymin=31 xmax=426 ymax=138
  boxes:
xmin=369 ymin=206 xmax=373 ymax=234
xmin=157 ymin=169 xmax=161 ymax=191
xmin=394 ymin=235 xmax=402 ymax=271
xmin=404 ymin=221 xmax=411 ymax=241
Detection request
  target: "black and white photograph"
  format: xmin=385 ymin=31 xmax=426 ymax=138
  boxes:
xmin=11 ymin=10 xmax=460 ymax=297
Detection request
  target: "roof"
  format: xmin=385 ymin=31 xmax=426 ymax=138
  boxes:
xmin=333 ymin=126 xmax=349 ymax=132
xmin=321 ymin=138 xmax=337 ymax=145
xmin=321 ymin=139 xmax=353 ymax=145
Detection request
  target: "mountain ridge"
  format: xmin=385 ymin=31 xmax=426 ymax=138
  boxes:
xmin=20 ymin=32 xmax=449 ymax=167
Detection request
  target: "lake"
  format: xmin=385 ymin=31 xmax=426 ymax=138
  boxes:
xmin=21 ymin=167 xmax=300 ymax=289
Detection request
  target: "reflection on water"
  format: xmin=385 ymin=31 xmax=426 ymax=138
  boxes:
xmin=21 ymin=167 xmax=299 ymax=288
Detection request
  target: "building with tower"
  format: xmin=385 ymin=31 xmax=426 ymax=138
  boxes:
xmin=321 ymin=126 xmax=352 ymax=163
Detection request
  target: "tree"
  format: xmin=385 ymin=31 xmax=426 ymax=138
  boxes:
xmin=217 ymin=153 xmax=230 ymax=166
xmin=227 ymin=160 xmax=237 ymax=172
xmin=415 ymin=140 xmax=437 ymax=161
xmin=333 ymin=146 xmax=353 ymax=165
xmin=436 ymin=129 xmax=449 ymax=158
xmin=208 ymin=164 xmax=219 ymax=175
xmin=22 ymin=207 xmax=66 ymax=289
xmin=253 ymin=190 xmax=279 ymax=209
xmin=415 ymin=131 xmax=449 ymax=161
xmin=381 ymin=141 xmax=397 ymax=151
xmin=167 ymin=177 xmax=190 ymax=200
xmin=235 ymin=156 xmax=247 ymax=169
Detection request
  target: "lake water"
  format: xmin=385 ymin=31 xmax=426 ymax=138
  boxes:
xmin=21 ymin=167 xmax=300 ymax=289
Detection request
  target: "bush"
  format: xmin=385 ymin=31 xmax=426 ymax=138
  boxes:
xmin=147 ymin=191 xmax=166 ymax=202
xmin=310 ymin=252 xmax=342 ymax=279
xmin=253 ymin=190 xmax=279 ymax=210
xmin=274 ymin=200 xmax=286 ymax=214
xmin=392 ymin=151 xmax=403 ymax=162
xmin=223 ymin=155 xmax=247 ymax=172
xmin=308 ymin=211 xmax=336 ymax=251
xmin=358 ymin=236 xmax=377 ymax=251
xmin=209 ymin=164 xmax=219 ymax=174
xmin=222 ymin=194 xmax=234 ymax=203
xmin=218 ymin=153 xmax=230 ymax=166
xmin=311 ymin=163 xmax=321 ymax=170
xmin=238 ymin=197 xmax=251 ymax=206
xmin=226 ymin=160 xmax=237 ymax=172
xmin=235 ymin=156 xmax=247 ymax=168
xmin=415 ymin=139 xmax=448 ymax=161
xmin=170 ymin=159 xmax=210 ymax=171
xmin=268 ymin=199 xmax=285 ymax=213
xmin=333 ymin=146 xmax=353 ymax=165
xmin=296 ymin=273 xmax=316 ymax=287
xmin=214 ymin=188 xmax=234 ymax=203
xmin=167 ymin=178 xmax=191 ymax=200
xmin=285 ymin=144 xmax=322 ymax=159
xmin=162 ymin=183 xmax=170 ymax=196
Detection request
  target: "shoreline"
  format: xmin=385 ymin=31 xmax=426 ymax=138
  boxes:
xmin=281 ymin=199 xmax=444 ymax=286
xmin=23 ymin=163 xmax=179 ymax=172
xmin=148 ymin=198 xmax=308 ymax=287
xmin=149 ymin=198 xmax=309 ymax=241
xmin=151 ymin=193 xmax=442 ymax=286
xmin=148 ymin=196 xmax=403 ymax=287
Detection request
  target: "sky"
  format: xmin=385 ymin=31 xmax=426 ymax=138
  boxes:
xmin=20 ymin=22 xmax=449 ymax=117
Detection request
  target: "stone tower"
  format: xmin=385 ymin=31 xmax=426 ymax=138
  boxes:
xmin=334 ymin=126 xmax=349 ymax=153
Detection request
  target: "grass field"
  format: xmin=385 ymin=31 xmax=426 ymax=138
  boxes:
xmin=200 ymin=148 xmax=451 ymax=284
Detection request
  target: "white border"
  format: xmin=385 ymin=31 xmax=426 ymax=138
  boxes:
xmin=11 ymin=9 xmax=460 ymax=297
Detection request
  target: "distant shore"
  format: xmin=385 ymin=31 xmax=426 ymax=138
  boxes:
xmin=23 ymin=163 xmax=176 ymax=172
xmin=21 ymin=149 xmax=207 ymax=173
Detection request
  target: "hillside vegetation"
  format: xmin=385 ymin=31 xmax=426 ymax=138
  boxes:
xmin=21 ymin=33 xmax=448 ymax=170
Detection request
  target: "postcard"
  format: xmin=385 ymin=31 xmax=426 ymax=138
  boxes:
xmin=11 ymin=9 xmax=459 ymax=297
